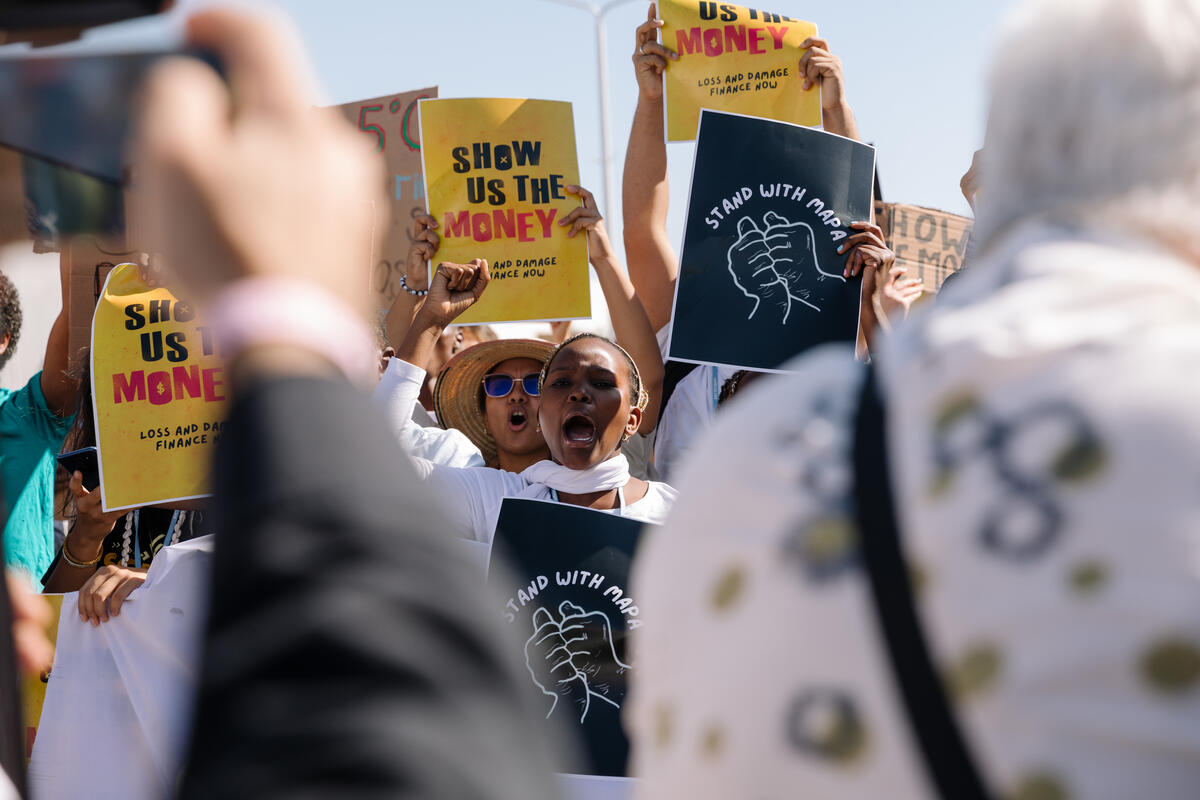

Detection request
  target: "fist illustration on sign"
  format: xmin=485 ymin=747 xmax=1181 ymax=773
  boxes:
xmin=727 ymin=212 xmax=844 ymax=324
xmin=525 ymin=601 xmax=630 ymax=723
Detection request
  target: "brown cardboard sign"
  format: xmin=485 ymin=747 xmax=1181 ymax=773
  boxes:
xmin=874 ymin=201 xmax=973 ymax=292
xmin=65 ymin=235 xmax=138 ymax=369
xmin=332 ymin=86 xmax=438 ymax=310
xmin=0 ymin=147 xmax=29 ymax=246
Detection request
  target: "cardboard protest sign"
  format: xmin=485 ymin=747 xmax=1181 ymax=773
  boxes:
xmin=488 ymin=498 xmax=647 ymax=778
xmin=66 ymin=236 xmax=138 ymax=370
xmin=419 ymin=98 xmax=590 ymax=325
xmin=332 ymin=86 xmax=438 ymax=310
xmin=91 ymin=264 xmax=227 ymax=510
xmin=669 ymin=110 xmax=875 ymax=371
xmin=661 ymin=0 xmax=820 ymax=142
xmin=20 ymin=594 xmax=62 ymax=767
xmin=874 ymin=201 xmax=972 ymax=293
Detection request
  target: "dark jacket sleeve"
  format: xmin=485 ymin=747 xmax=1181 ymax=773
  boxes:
xmin=179 ymin=376 xmax=564 ymax=799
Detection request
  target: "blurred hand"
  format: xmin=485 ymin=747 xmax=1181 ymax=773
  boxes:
xmin=559 ymin=185 xmax=616 ymax=263
xmin=406 ymin=213 xmax=440 ymax=290
xmin=8 ymin=572 xmax=53 ymax=676
xmin=633 ymin=3 xmax=678 ymax=102
xmin=132 ymin=9 xmax=384 ymax=318
xmin=78 ymin=565 xmax=148 ymax=626
xmin=879 ymin=264 xmax=924 ymax=322
xmin=961 ymin=148 xmax=983 ymax=211
xmin=798 ymin=37 xmax=847 ymax=112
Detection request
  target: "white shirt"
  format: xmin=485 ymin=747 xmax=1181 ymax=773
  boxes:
xmin=629 ymin=224 xmax=1200 ymax=799
xmin=380 ymin=358 xmax=677 ymax=544
xmin=652 ymin=324 xmax=738 ymax=481
xmin=373 ymin=357 xmax=485 ymax=469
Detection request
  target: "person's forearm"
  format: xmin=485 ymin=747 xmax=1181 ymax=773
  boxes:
xmin=41 ymin=258 xmax=78 ymax=416
xmin=372 ymin=356 xmax=426 ymax=440
xmin=41 ymin=530 xmax=105 ymax=593
xmin=822 ymin=99 xmax=860 ymax=141
xmin=622 ymin=95 xmax=678 ymax=332
xmin=592 ymin=254 xmax=665 ymax=432
xmin=396 ymin=308 xmax=446 ymax=373
xmin=384 ymin=291 xmax=421 ymax=351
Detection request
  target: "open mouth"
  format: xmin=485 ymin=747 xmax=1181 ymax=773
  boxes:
xmin=562 ymin=413 xmax=597 ymax=446
xmin=508 ymin=408 xmax=528 ymax=432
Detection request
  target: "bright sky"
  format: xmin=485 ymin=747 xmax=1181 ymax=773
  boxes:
xmin=4 ymin=0 xmax=1021 ymax=330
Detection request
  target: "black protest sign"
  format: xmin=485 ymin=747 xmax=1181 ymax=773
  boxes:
xmin=669 ymin=110 xmax=876 ymax=371
xmin=487 ymin=498 xmax=647 ymax=778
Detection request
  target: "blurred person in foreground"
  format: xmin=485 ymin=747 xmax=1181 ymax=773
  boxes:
xmin=130 ymin=9 xmax=561 ymax=798
xmin=627 ymin=0 xmax=1200 ymax=798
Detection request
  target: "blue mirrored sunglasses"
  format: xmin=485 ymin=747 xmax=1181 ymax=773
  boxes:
xmin=482 ymin=372 xmax=541 ymax=398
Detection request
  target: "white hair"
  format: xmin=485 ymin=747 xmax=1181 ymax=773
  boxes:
xmin=974 ymin=0 xmax=1200 ymax=256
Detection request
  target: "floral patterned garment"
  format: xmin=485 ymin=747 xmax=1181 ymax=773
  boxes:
xmin=627 ymin=222 xmax=1200 ymax=799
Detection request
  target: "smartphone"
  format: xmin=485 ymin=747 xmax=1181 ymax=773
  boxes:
xmin=0 ymin=49 xmax=222 ymax=236
xmin=0 ymin=50 xmax=221 ymax=184
xmin=56 ymin=446 xmax=100 ymax=491
xmin=0 ymin=1 xmax=166 ymax=31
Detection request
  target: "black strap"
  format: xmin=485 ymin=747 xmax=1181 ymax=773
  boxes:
xmin=852 ymin=366 xmax=992 ymax=800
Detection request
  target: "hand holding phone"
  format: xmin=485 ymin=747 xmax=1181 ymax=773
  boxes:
xmin=56 ymin=446 xmax=99 ymax=491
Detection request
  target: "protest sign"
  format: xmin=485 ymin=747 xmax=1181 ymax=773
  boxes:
xmin=66 ymin=236 xmax=137 ymax=370
xmin=669 ymin=110 xmax=875 ymax=371
xmin=90 ymin=264 xmax=227 ymax=510
xmin=874 ymin=201 xmax=973 ymax=293
xmin=488 ymin=498 xmax=647 ymax=778
xmin=20 ymin=595 xmax=62 ymax=767
xmin=661 ymin=0 xmax=820 ymax=142
xmin=332 ymin=86 xmax=438 ymax=310
xmin=419 ymin=98 xmax=590 ymax=325
xmin=28 ymin=538 xmax=212 ymax=798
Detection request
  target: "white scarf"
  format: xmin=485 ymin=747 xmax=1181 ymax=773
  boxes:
xmin=520 ymin=453 xmax=631 ymax=495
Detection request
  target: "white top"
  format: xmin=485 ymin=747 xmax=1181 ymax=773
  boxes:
xmin=382 ymin=357 xmax=677 ymax=544
xmin=373 ymin=357 xmax=485 ymax=469
xmin=652 ymin=324 xmax=738 ymax=481
xmin=628 ymin=224 xmax=1200 ymax=799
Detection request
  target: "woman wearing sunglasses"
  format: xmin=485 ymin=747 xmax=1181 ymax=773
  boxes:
xmin=387 ymin=190 xmax=675 ymax=543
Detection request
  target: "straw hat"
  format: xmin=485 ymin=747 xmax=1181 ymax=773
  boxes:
xmin=434 ymin=338 xmax=557 ymax=466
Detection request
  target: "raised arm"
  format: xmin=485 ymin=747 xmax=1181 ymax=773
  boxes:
xmin=396 ymin=259 xmax=490 ymax=372
xmin=799 ymin=37 xmax=860 ymax=142
xmin=622 ymin=3 xmax=680 ymax=333
xmin=383 ymin=212 xmax=439 ymax=351
xmin=561 ymin=185 xmax=664 ymax=432
xmin=40 ymin=257 xmax=78 ymax=416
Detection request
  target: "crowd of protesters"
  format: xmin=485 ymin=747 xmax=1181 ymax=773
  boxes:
xmin=0 ymin=0 xmax=1197 ymax=798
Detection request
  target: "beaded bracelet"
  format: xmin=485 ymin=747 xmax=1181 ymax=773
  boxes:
xmin=400 ymin=274 xmax=428 ymax=297
xmin=61 ymin=537 xmax=102 ymax=568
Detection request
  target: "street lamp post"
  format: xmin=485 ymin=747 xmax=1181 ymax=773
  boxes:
xmin=541 ymin=0 xmax=640 ymax=221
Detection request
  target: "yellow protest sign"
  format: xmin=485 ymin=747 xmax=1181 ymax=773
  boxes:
xmin=21 ymin=595 xmax=62 ymax=766
xmin=91 ymin=264 xmax=227 ymax=511
xmin=661 ymin=0 xmax=820 ymax=142
xmin=419 ymin=98 xmax=590 ymax=325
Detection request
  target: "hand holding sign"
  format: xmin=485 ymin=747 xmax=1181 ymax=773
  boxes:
xmin=405 ymin=213 xmax=440 ymax=292
xmin=633 ymin=3 xmax=678 ymax=103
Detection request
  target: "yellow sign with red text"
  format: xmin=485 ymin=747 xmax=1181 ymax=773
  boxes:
xmin=662 ymin=0 xmax=820 ymax=141
xmin=419 ymin=97 xmax=590 ymax=325
xmin=20 ymin=595 xmax=61 ymax=767
xmin=91 ymin=264 xmax=227 ymax=511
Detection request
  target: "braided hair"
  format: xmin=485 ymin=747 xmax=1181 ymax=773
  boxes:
xmin=538 ymin=332 xmax=649 ymax=413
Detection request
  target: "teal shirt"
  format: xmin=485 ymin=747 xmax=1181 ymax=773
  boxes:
xmin=0 ymin=372 xmax=74 ymax=581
